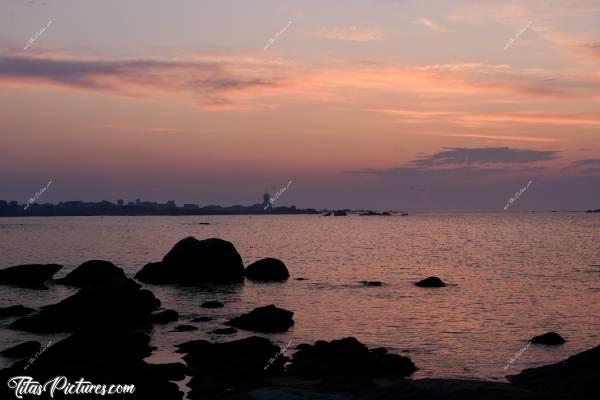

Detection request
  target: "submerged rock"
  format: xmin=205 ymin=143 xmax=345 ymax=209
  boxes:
xmin=245 ymin=258 xmax=290 ymax=281
xmin=0 ymin=264 xmax=62 ymax=287
xmin=415 ymin=276 xmax=446 ymax=287
xmin=287 ymin=337 xmax=417 ymax=382
xmin=57 ymin=260 xmax=127 ymax=288
xmin=191 ymin=316 xmax=212 ymax=323
xmin=201 ymin=301 xmax=224 ymax=308
xmin=11 ymin=278 xmax=160 ymax=333
xmin=0 ymin=305 xmax=35 ymax=318
xmin=135 ymin=237 xmax=244 ymax=284
xmin=0 ymin=341 xmax=41 ymax=358
xmin=530 ymin=332 xmax=566 ymax=345
xmin=176 ymin=336 xmax=285 ymax=397
xmin=361 ymin=280 xmax=383 ymax=286
xmin=210 ymin=327 xmax=237 ymax=335
xmin=509 ymin=345 xmax=599 ymax=399
xmin=226 ymin=305 xmax=294 ymax=333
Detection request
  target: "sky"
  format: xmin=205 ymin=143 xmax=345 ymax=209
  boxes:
xmin=1 ymin=0 xmax=599 ymax=210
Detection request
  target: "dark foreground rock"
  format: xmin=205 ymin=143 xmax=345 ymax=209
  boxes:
xmin=152 ymin=309 xmax=179 ymax=324
xmin=0 ymin=264 xmax=62 ymax=287
xmin=0 ymin=341 xmax=41 ymax=358
xmin=226 ymin=305 xmax=294 ymax=333
xmin=287 ymin=337 xmax=417 ymax=383
xmin=415 ymin=276 xmax=446 ymax=287
xmin=530 ymin=331 xmax=566 ymax=345
xmin=0 ymin=304 xmax=35 ymax=318
xmin=57 ymin=260 xmax=127 ymax=287
xmin=509 ymin=345 xmax=599 ymax=399
xmin=173 ymin=324 xmax=198 ymax=332
xmin=0 ymin=331 xmax=184 ymax=400
xmin=245 ymin=258 xmax=290 ymax=281
xmin=211 ymin=327 xmax=237 ymax=335
xmin=176 ymin=336 xmax=285 ymax=398
xmin=135 ymin=237 xmax=244 ymax=284
xmin=11 ymin=278 xmax=160 ymax=333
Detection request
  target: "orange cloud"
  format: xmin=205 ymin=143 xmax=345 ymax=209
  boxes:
xmin=312 ymin=26 xmax=385 ymax=42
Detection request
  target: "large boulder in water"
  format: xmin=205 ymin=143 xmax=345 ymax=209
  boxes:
xmin=135 ymin=237 xmax=244 ymax=284
xmin=286 ymin=337 xmax=417 ymax=382
xmin=530 ymin=332 xmax=566 ymax=345
xmin=0 ymin=264 xmax=62 ymax=287
xmin=509 ymin=345 xmax=599 ymax=399
xmin=245 ymin=258 xmax=290 ymax=281
xmin=226 ymin=305 xmax=294 ymax=333
xmin=11 ymin=278 xmax=160 ymax=333
xmin=57 ymin=260 xmax=127 ymax=288
xmin=176 ymin=336 xmax=285 ymax=397
xmin=415 ymin=276 xmax=446 ymax=287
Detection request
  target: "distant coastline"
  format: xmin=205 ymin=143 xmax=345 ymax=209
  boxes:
xmin=0 ymin=195 xmax=319 ymax=217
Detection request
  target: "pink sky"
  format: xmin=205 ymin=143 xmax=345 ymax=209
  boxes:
xmin=1 ymin=0 xmax=599 ymax=210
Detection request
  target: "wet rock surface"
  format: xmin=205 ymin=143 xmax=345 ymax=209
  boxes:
xmin=226 ymin=305 xmax=294 ymax=333
xmin=530 ymin=331 xmax=566 ymax=345
xmin=0 ymin=264 xmax=62 ymax=287
xmin=286 ymin=337 xmax=417 ymax=382
xmin=245 ymin=258 xmax=290 ymax=281
xmin=11 ymin=278 xmax=160 ymax=333
xmin=415 ymin=276 xmax=446 ymax=287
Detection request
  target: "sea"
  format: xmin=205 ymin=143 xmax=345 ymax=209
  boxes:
xmin=0 ymin=213 xmax=598 ymax=381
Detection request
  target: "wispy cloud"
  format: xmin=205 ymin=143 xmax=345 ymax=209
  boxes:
xmin=411 ymin=147 xmax=559 ymax=167
xmin=415 ymin=17 xmax=451 ymax=32
xmin=313 ymin=26 xmax=385 ymax=42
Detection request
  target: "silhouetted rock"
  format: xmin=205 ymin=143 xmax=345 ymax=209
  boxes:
xmin=415 ymin=276 xmax=446 ymax=287
xmin=530 ymin=332 xmax=566 ymax=345
xmin=361 ymin=280 xmax=383 ymax=286
xmin=135 ymin=237 xmax=244 ymax=284
xmin=152 ymin=309 xmax=179 ymax=324
xmin=0 ymin=305 xmax=35 ymax=318
xmin=0 ymin=264 xmax=62 ymax=287
xmin=11 ymin=278 xmax=160 ymax=333
xmin=245 ymin=258 xmax=290 ymax=281
xmin=323 ymin=211 xmax=332 ymax=216
xmin=173 ymin=324 xmax=198 ymax=332
xmin=226 ymin=305 xmax=294 ymax=333
xmin=0 ymin=331 xmax=184 ymax=400
xmin=210 ymin=327 xmax=237 ymax=335
xmin=509 ymin=345 xmax=599 ymax=399
xmin=57 ymin=260 xmax=127 ymax=288
xmin=1 ymin=341 xmax=40 ymax=358
xmin=191 ymin=316 xmax=212 ymax=323
xmin=287 ymin=337 xmax=417 ymax=382
xmin=176 ymin=336 xmax=285 ymax=397
xmin=333 ymin=210 xmax=347 ymax=216
xmin=382 ymin=212 xmax=391 ymax=216
xmin=201 ymin=301 xmax=224 ymax=308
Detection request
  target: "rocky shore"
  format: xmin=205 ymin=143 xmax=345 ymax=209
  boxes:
xmin=0 ymin=236 xmax=597 ymax=399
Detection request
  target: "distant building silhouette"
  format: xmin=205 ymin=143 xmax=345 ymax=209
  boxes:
xmin=263 ymin=192 xmax=271 ymax=209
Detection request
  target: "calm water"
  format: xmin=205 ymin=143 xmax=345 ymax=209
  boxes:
xmin=0 ymin=214 xmax=598 ymax=381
